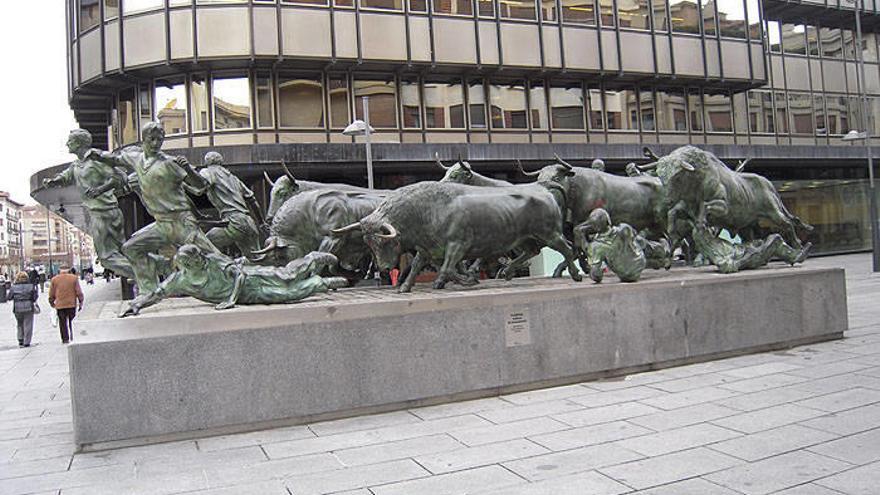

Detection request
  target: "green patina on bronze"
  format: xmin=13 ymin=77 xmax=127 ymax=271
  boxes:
xmin=119 ymin=247 xmax=347 ymax=316
xmin=578 ymin=209 xmax=672 ymax=283
xmin=99 ymin=122 xmax=220 ymax=293
xmin=193 ymin=151 xmax=264 ymax=259
xmin=42 ymin=129 xmax=134 ymax=279
xmin=690 ymin=220 xmax=811 ymax=273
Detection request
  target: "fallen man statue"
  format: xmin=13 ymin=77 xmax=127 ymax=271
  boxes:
xmin=119 ymin=246 xmax=347 ymax=317
xmin=689 ymin=219 xmax=811 ymax=274
xmin=577 ymin=209 xmax=672 ymax=283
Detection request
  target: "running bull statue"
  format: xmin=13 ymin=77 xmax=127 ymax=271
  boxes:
xmin=263 ymin=162 xmax=381 ymax=222
xmin=636 ymin=146 xmax=811 ymax=248
xmin=435 ymin=153 xmax=513 ymax=187
xmin=331 ymin=181 xmax=583 ymax=293
xmin=253 ymin=188 xmax=386 ymax=280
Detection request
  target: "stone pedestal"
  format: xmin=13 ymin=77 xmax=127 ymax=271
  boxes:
xmin=69 ymin=265 xmax=847 ymax=450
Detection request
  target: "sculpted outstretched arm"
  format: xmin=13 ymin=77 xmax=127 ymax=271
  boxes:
xmin=42 ymin=166 xmax=74 ymax=189
xmin=118 ymin=272 xmax=182 ymax=317
xmin=215 ymin=266 xmax=244 ymax=310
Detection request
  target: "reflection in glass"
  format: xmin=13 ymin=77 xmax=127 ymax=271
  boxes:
xmin=788 ymin=93 xmax=812 ymax=134
xmin=489 ymin=84 xmax=528 ymax=129
xmin=119 ymin=88 xmax=138 ymax=146
xmin=469 ymin=81 xmax=487 ymax=129
xmin=550 ymin=86 xmax=584 ymax=129
xmin=617 ymin=0 xmax=649 ymax=29
xmin=599 ymin=0 xmax=614 ymax=26
xmin=500 ymin=0 xmax=537 ymax=20
xmin=561 ymin=0 xmax=595 ymax=24
xmin=155 ymin=78 xmax=187 ymax=135
xmin=767 ymin=21 xmax=781 ymax=52
xmin=478 ymin=0 xmax=494 ymax=16
xmin=605 ymin=89 xmax=638 ymax=130
xmin=807 ymin=26 xmax=819 ymax=57
xmin=139 ymin=85 xmax=152 ymax=131
xmin=814 ymin=94 xmax=827 ymax=135
xmin=329 ymin=77 xmax=350 ymax=128
xmin=775 ymin=179 xmax=876 ymax=255
xmin=775 ymin=92 xmax=789 ymax=134
xmin=669 ymin=0 xmax=699 ymax=34
xmin=588 ymin=88 xmax=603 ymax=130
xmin=782 ymin=24 xmax=806 ymax=55
xmin=256 ymin=75 xmax=274 ymax=129
xmin=849 ymin=96 xmax=864 ymax=135
xmin=360 ymin=0 xmax=404 ymax=10
xmin=656 ymin=89 xmax=687 ymax=131
xmin=688 ymin=90 xmax=702 ymax=132
xmin=704 ymin=92 xmax=731 ymax=132
xmin=746 ymin=0 xmax=759 ymax=39
xmin=864 ymin=33 xmax=878 ymax=62
xmin=124 ymin=0 xmax=163 ymax=14
xmin=278 ymin=76 xmax=324 ymax=128
xmin=843 ymin=30 xmax=856 ymax=60
xmin=640 ymin=89 xmax=655 ymax=131
xmin=409 ymin=0 xmax=427 ymax=11
xmin=401 ymin=79 xmax=422 ymax=129
xmin=433 ymin=0 xmax=472 ymax=16
xmin=748 ymin=91 xmax=774 ymax=134
xmin=355 ymin=80 xmax=398 ymax=128
xmin=529 ymin=82 xmax=548 ymax=129
xmin=653 ymin=0 xmax=668 ymax=31
xmin=80 ymin=0 xmax=100 ymax=33
xmin=820 ymin=28 xmax=843 ymax=59
xmin=336 ymin=0 xmax=355 ymax=6
xmin=541 ymin=0 xmax=558 ymax=22
xmin=701 ymin=0 xmax=715 ymax=36
xmin=716 ymin=0 xmax=745 ymax=38
xmin=734 ymin=92 xmax=748 ymax=134
xmin=827 ymin=96 xmax=850 ymax=135
xmin=105 ymin=0 xmax=119 ymax=20
xmin=424 ymin=81 xmax=464 ymax=129
xmin=191 ymin=74 xmax=209 ymax=132
xmin=280 ymin=0 xmax=328 ymax=5
xmin=213 ymin=76 xmax=252 ymax=130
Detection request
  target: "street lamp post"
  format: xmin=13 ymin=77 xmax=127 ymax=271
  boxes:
xmin=342 ymin=96 xmax=376 ymax=189
xmin=844 ymin=0 xmax=880 ymax=272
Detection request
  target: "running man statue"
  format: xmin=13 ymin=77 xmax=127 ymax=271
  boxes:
xmin=42 ymin=129 xmax=134 ymax=279
xmin=99 ymin=121 xmax=220 ymax=292
xmin=192 ymin=151 xmax=265 ymax=258
xmin=577 ymin=209 xmax=672 ymax=283
xmin=690 ymin=219 xmax=811 ymax=273
xmin=118 ymin=246 xmax=347 ymax=316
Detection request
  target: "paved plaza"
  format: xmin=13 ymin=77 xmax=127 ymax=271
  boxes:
xmin=0 ymin=254 xmax=878 ymax=495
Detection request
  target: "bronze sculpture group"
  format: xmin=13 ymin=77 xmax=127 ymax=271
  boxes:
xmin=41 ymin=123 xmax=813 ymax=316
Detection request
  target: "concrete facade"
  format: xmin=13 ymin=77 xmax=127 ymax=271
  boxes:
xmin=68 ymin=265 xmax=846 ymax=449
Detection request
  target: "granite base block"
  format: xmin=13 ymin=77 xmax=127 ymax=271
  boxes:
xmin=68 ymin=265 xmax=847 ymax=450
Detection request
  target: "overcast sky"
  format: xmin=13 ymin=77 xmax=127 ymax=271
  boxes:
xmin=0 ymin=1 xmax=78 ymax=205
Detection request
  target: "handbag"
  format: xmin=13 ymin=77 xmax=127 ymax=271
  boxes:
xmin=33 ymin=302 xmax=41 ymax=315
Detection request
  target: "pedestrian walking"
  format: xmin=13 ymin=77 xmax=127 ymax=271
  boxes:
xmin=10 ymin=271 xmax=38 ymax=347
xmin=48 ymin=265 xmax=83 ymax=344
xmin=28 ymin=266 xmax=39 ymax=293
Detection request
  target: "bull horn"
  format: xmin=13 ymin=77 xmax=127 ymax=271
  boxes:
xmin=553 ymin=153 xmax=574 ymax=170
xmin=517 ymin=159 xmax=540 ymax=177
xmin=680 ymin=161 xmax=696 ymax=172
xmin=637 ymin=163 xmax=658 ymax=171
xmin=643 ymin=147 xmax=660 ymax=160
xmin=736 ymin=158 xmax=751 ymax=173
xmin=263 ymin=171 xmax=276 ymax=187
xmin=434 ymin=152 xmax=450 ymax=170
xmin=281 ymin=161 xmax=296 ymax=183
xmin=251 ymin=237 xmax=278 ymax=256
xmin=331 ymin=222 xmax=363 ymax=236
xmin=377 ymin=222 xmax=398 ymax=239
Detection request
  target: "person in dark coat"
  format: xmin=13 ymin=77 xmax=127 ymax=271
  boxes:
xmin=10 ymin=271 xmax=38 ymax=347
xmin=27 ymin=267 xmax=39 ymax=293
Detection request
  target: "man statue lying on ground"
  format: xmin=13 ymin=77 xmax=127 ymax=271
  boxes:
xmin=577 ymin=208 xmax=672 ymax=283
xmin=118 ymin=245 xmax=348 ymax=317
xmin=689 ymin=218 xmax=811 ymax=274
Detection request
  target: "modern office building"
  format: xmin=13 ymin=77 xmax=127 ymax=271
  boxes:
xmin=30 ymin=0 xmax=880 ymax=255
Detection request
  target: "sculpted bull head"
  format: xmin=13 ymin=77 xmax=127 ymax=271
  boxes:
xmin=435 ymin=152 xmax=474 ymax=184
xmin=332 ymin=221 xmax=401 ymax=270
xmin=264 ymin=161 xmax=300 ymax=221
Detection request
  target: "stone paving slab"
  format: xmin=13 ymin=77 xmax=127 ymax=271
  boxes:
xmin=0 ymin=254 xmax=879 ymax=494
